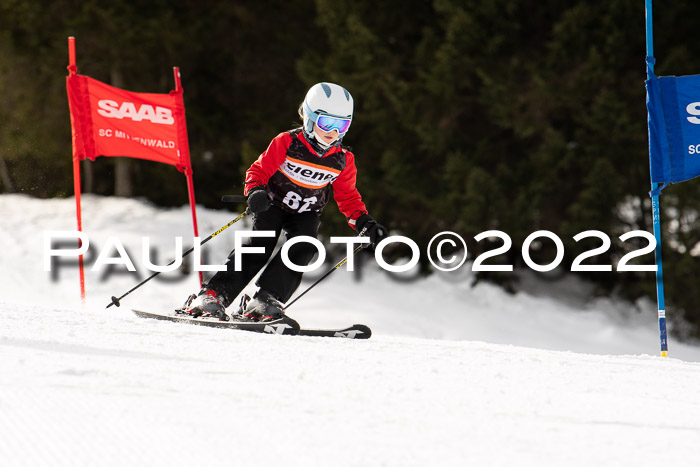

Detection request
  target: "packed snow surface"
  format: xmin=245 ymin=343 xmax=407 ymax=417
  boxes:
xmin=2 ymin=194 xmax=700 ymax=466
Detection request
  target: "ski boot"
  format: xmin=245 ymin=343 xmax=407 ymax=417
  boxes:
xmin=230 ymin=294 xmax=253 ymax=321
xmin=234 ymin=289 xmax=285 ymax=322
xmin=178 ymin=289 xmax=229 ymax=321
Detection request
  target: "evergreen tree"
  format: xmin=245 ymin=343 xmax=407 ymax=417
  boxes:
xmin=3 ymin=0 xmax=700 ymax=335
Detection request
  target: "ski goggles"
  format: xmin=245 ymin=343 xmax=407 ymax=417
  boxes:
xmin=315 ymin=114 xmax=352 ymax=134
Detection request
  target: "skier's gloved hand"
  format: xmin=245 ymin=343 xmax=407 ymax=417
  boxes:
xmin=355 ymin=214 xmax=387 ymax=246
xmin=247 ymin=186 xmax=271 ymax=214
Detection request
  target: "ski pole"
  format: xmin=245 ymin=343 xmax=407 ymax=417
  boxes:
xmin=106 ymin=196 xmax=249 ymax=308
xmin=284 ymin=231 xmax=369 ymax=311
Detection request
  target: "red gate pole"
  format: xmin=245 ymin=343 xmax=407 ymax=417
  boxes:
xmin=68 ymin=36 xmax=86 ymax=303
xmin=173 ymin=67 xmax=203 ymax=287
xmin=185 ymin=167 xmax=203 ymax=287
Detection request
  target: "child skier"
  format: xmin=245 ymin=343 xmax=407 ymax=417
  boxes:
xmin=181 ymin=82 xmax=386 ymax=321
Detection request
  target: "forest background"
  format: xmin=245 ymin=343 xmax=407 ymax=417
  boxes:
xmin=3 ymin=0 xmax=700 ymax=338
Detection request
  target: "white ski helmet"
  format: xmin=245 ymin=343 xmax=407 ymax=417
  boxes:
xmin=301 ymin=82 xmax=354 ymax=144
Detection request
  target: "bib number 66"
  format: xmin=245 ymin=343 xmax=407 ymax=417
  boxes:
xmin=282 ymin=191 xmax=317 ymax=213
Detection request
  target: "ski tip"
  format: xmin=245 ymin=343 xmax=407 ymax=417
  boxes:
xmin=297 ymin=324 xmax=372 ymax=339
xmin=352 ymin=324 xmax=372 ymax=339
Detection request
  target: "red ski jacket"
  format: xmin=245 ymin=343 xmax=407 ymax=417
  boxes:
xmin=244 ymin=129 xmax=368 ymax=227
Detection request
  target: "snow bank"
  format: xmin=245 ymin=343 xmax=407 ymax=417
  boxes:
xmin=2 ymin=193 xmax=698 ymax=359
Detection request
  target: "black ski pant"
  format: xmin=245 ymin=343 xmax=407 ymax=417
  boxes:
xmin=206 ymin=205 xmax=321 ymax=308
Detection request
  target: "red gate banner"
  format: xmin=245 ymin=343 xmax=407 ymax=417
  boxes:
xmin=65 ymin=37 xmax=202 ymax=301
xmin=66 ymin=74 xmax=191 ymax=172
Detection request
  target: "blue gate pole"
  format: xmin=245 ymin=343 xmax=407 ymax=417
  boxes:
xmin=645 ymin=0 xmax=668 ymax=357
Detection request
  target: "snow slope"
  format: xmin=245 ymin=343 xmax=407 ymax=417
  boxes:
xmin=2 ymin=194 xmax=700 ymax=466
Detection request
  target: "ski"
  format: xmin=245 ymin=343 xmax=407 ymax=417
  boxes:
xmin=298 ymin=324 xmax=371 ymax=339
xmin=132 ymin=309 xmax=371 ymax=339
xmin=131 ymin=309 xmax=300 ymax=335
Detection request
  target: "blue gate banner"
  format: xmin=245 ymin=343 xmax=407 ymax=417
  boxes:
xmin=647 ymin=73 xmax=700 ymax=185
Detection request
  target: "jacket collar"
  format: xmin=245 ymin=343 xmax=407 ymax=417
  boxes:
xmin=296 ymin=129 xmax=344 ymax=157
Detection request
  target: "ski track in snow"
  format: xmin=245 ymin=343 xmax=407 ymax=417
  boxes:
xmin=2 ymin=194 xmax=700 ymax=466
